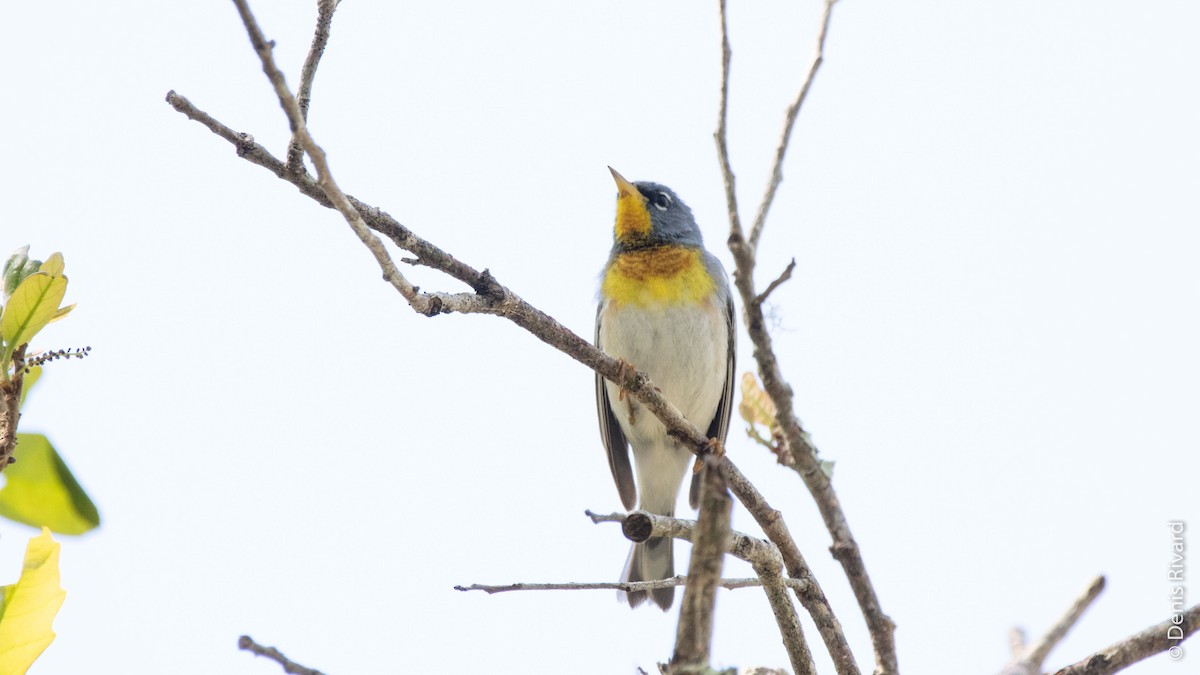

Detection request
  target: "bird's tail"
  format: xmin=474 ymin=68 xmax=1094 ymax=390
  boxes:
xmin=620 ymin=537 xmax=674 ymax=610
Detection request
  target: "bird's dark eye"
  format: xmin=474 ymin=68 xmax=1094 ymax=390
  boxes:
xmin=651 ymin=192 xmax=672 ymax=211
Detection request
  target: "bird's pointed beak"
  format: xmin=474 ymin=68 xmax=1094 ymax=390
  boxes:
xmin=609 ymin=167 xmax=652 ymax=242
xmin=609 ymin=166 xmax=641 ymax=200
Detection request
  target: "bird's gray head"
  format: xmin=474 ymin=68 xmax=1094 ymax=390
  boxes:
xmin=609 ymin=168 xmax=703 ymax=251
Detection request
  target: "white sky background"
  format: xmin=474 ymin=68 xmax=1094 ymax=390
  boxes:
xmin=2 ymin=1 xmax=1197 ymax=673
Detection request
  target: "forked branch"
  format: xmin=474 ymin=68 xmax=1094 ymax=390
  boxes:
xmin=714 ymin=1 xmax=891 ymax=673
xmin=1052 ymin=602 xmax=1199 ymax=674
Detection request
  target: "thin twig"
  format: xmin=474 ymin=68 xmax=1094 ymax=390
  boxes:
xmin=747 ymin=0 xmax=839 ymax=252
xmin=584 ymin=509 xmax=625 ymax=524
xmin=672 ymin=458 xmax=731 ymax=670
xmin=714 ymin=0 xmax=743 ymax=238
xmin=231 ymin=0 xmax=440 ymax=320
xmin=286 ymin=0 xmax=339 ymax=172
xmin=165 ymin=90 xmax=501 ymax=317
xmin=1051 ymin=603 xmax=1200 ymax=675
xmin=999 ymin=576 xmax=1107 ymax=675
xmin=755 ymin=258 xmax=797 ymax=306
xmin=1027 ymin=576 xmax=1106 ymax=666
xmin=1009 ymin=627 xmax=1027 ymax=660
xmin=454 ymin=577 xmax=811 ymax=595
xmin=238 ymin=635 xmax=325 ymax=675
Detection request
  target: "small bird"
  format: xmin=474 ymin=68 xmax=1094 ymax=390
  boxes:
xmin=595 ymin=168 xmax=735 ymax=610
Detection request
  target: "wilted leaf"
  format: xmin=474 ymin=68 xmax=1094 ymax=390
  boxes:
xmin=739 ymin=372 xmax=781 ymax=449
xmin=0 ymin=528 xmax=65 ymax=675
xmin=0 ymin=434 xmax=100 ymax=535
xmin=738 ymin=372 xmax=776 ymax=427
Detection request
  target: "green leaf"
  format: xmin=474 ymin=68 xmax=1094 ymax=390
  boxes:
xmin=0 ymin=528 xmax=65 ymax=675
xmin=0 ymin=434 xmax=100 ymax=535
xmin=0 ymin=272 xmax=68 ymax=363
xmin=18 ymin=366 xmax=41 ymax=409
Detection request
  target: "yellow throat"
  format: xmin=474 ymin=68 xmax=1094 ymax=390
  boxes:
xmin=602 ymin=246 xmax=716 ymax=308
xmin=610 ymin=167 xmax=652 ymax=245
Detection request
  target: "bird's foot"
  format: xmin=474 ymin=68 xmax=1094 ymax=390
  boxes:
xmin=692 ymin=437 xmax=726 ymax=474
xmin=615 ymin=358 xmax=637 ymax=402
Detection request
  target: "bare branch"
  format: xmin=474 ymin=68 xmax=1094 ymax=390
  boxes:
xmin=723 ymin=459 xmax=860 ymax=675
xmin=238 ymin=635 xmax=325 ymax=675
xmin=747 ymin=0 xmax=839 ymax=251
xmin=714 ymin=0 xmax=744 ymax=237
xmin=672 ymin=458 xmax=732 ymax=670
xmin=1028 ymin=576 xmax=1107 ymax=664
xmin=608 ymin=504 xmax=844 ymax=675
xmin=752 ymin=544 xmax=816 ymax=675
xmin=231 ymin=0 xmax=443 ymax=321
xmin=165 ymin=90 xmax=505 ymax=318
xmin=600 ymin=510 xmax=790 ymax=573
xmin=739 ymin=466 xmax=816 ymax=672
xmin=999 ymin=576 xmax=1107 ymax=675
xmin=1051 ymin=603 xmax=1200 ymax=675
xmin=505 ymin=498 xmax=818 ymax=674
xmin=715 ymin=0 xmax=890 ymax=672
xmin=286 ymin=0 xmax=339 ymax=172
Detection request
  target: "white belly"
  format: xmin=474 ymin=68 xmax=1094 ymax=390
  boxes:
xmin=599 ymin=299 xmax=728 ymax=514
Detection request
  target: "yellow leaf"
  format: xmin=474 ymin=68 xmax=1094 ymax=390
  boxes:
xmin=0 ymin=273 xmax=68 ymax=360
xmin=739 ymin=372 xmax=781 ymax=449
xmin=36 ymin=254 xmax=64 ymax=279
xmin=0 ymin=528 xmax=65 ymax=675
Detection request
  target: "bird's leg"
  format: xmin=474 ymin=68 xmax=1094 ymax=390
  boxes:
xmin=614 ymin=358 xmax=640 ymax=424
xmin=615 ymin=358 xmax=637 ymax=402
